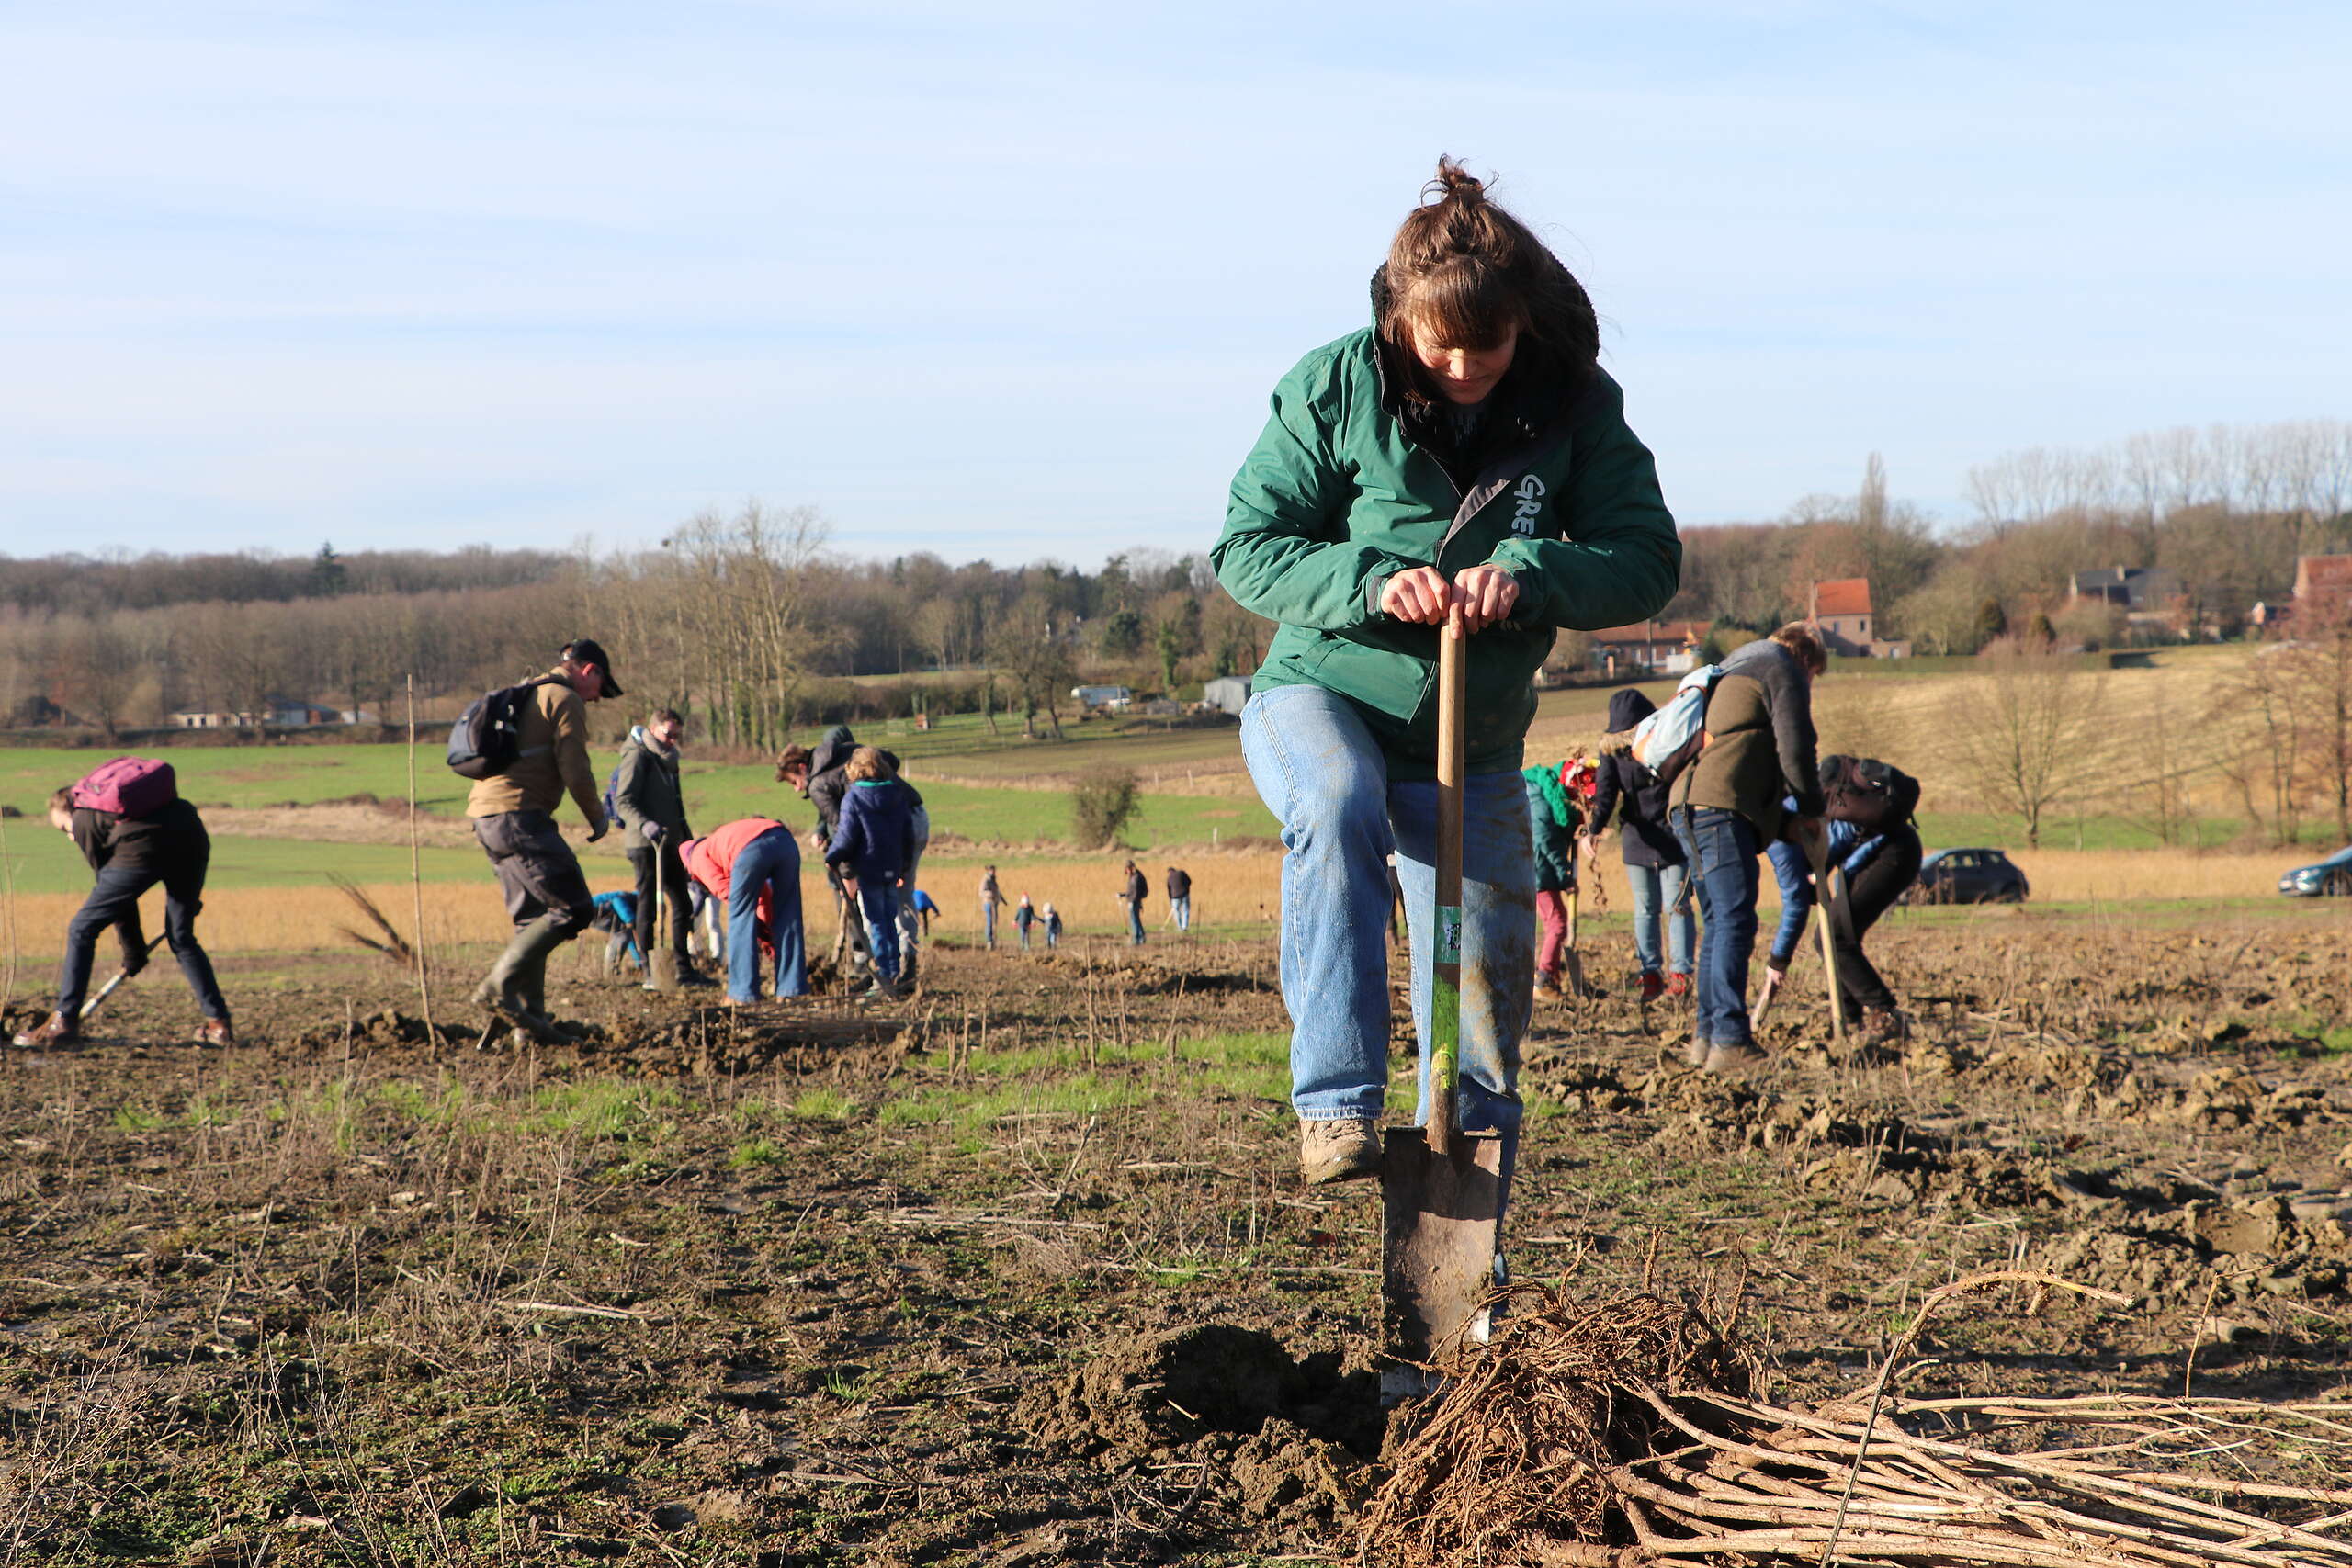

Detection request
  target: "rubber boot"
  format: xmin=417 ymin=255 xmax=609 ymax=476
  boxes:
xmin=515 ymin=925 xmax=586 ymax=1043
xmin=473 ymin=919 xmax=571 ymax=1043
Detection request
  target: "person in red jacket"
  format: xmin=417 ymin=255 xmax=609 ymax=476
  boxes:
xmin=678 ymin=818 xmax=807 ymax=1003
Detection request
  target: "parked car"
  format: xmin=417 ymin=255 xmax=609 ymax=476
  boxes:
xmin=2278 ymin=845 xmax=2352 ymax=897
xmin=1904 ymin=848 xmax=2030 ymax=905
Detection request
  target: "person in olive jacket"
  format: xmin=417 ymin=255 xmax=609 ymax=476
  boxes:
xmin=611 ymin=708 xmax=708 ymax=987
xmin=1214 ymin=160 xmax=1680 ymax=1188
xmin=1589 ymin=687 xmax=1694 ymax=1004
xmin=1667 ymin=623 xmax=1827 ymax=1071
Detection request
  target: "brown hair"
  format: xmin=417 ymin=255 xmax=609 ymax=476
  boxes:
xmin=1380 ymin=158 xmax=1600 ymax=397
xmin=844 ymin=746 xmax=891 ymax=783
xmin=773 ymin=743 xmax=810 ymax=784
xmin=651 ymin=707 xmax=683 ymax=728
xmin=49 ymin=786 xmax=72 ymax=814
xmin=1770 ymin=622 xmax=1830 ymax=675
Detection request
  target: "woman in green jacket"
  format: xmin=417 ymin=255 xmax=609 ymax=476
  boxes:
xmin=1214 ymin=160 xmax=1681 ymax=1187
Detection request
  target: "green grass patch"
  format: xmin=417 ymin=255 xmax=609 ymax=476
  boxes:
xmin=529 ymin=1079 xmax=680 ymax=1139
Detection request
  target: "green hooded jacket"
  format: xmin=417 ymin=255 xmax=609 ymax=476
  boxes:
xmin=1213 ymin=320 xmax=1681 ymax=778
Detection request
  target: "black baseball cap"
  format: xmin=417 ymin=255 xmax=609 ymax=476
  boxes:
xmin=561 ymin=638 xmax=624 ymax=698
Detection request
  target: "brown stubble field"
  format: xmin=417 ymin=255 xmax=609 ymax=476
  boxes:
xmin=3 ymin=903 xmax=2351 ymax=1566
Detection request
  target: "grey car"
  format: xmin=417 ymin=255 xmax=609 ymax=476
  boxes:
xmin=1904 ymin=848 xmax=2029 ymax=905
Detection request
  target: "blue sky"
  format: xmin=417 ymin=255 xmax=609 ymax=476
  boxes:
xmin=2 ymin=2 xmax=2345 ymax=567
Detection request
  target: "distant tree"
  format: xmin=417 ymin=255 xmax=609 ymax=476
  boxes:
xmin=1946 ymin=643 xmax=2104 ymax=848
xmin=988 ymin=594 xmax=1073 ymax=739
xmin=1155 ymin=619 xmax=1182 ymax=689
xmin=310 ymin=542 xmax=348 ymax=597
xmin=1098 ymin=608 xmax=1146 ymax=660
xmin=1976 ymin=597 xmax=2008 ymax=646
xmin=1070 ymin=768 xmax=1141 ymax=849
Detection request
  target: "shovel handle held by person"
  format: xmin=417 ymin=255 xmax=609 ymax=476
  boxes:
xmin=1426 ymin=604 xmax=1467 ymax=1156
xmin=77 ymin=935 xmax=167 ymax=1025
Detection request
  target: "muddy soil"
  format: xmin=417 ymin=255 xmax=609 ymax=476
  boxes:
xmin=3 ymin=907 xmax=2350 ymax=1564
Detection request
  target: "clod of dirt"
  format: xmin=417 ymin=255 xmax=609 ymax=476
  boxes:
xmin=1015 ymin=1323 xmax=1374 ymax=1461
xmin=1227 ymin=1415 xmax=1370 ymax=1528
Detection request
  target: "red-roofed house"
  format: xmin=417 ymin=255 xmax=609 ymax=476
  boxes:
xmin=1808 ymin=579 xmax=1873 ymax=655
xmin=1806 ymin=579 xmax=1911 ymax=658
xmin=1587 ymin=619 xmax=1709 ymax=677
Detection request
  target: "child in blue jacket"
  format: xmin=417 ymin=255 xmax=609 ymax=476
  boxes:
xmin=822 ymin=748 xmax=920 ymax=996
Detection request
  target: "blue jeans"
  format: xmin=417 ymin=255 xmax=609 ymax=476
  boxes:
xmin=61 ymin=861 xmax=229 ymax=1024
xmin=982 ymin=898 xmax=997 ymax=949
xmin=1674 ymin=808 xmax=1761 ymax=1048
xmin=725 ymin=829 xmax=807 ymax=1002
xmin=1241 ymin=685 xmax=1531 ymax=1137
xmin=1125 ymin=901 xmax=1146 ymax=945
xmin=858 ymin=882 xmax=902 ymax=983
xmin=1624 ymin=861 xmax=1695 ymax=977
xmin=1171 ymin=896 xmax=1191 ymax=931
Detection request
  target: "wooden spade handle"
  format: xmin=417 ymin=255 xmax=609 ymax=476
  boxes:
xmin=1428 ymin=604 xmax=1466 ymax=1154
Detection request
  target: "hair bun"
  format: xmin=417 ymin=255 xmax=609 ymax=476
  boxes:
xmin=1427 ymin=156 xmax=1486 ymax=206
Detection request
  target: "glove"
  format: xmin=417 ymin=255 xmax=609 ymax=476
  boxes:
xmin=586 ymin=818 xmax=610 ymax=844
xmin=643 ymin=823 xmax=664 ymax=845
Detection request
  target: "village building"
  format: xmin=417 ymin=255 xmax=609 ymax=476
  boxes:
xmin=1807 ymin=579 xmax=1912 ymax=659
xmin=1586 ymin=619 xmax=1707 ymax=678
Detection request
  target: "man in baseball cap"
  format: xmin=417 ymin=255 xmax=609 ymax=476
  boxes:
xmin=560 ymin=638 xmax=624 ymax=699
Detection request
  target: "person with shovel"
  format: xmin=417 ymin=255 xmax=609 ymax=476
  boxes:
xmin=1215 ymin=158 xmax=1680 ymax=1190
xmin=15 ymin=775 xmax=232 ymax=1048
xmin=1666 ymin=623 xmax=1827 ymax=1072
xmin=612 ymin=706 xmax=710 ymax=990
xmin=824 ymin=748 xmax=921 ymax=998
xmin=678 ymin=818 xmax=808 ymax=1004
xmin=465 ymin=638 xmax=618 ymax=1043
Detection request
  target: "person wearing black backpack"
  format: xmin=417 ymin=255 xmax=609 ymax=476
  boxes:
xmin=464 ymin=639 xmax=619 ymax=1042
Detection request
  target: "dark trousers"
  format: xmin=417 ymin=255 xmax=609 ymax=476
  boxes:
xmin=1675 ymin=807 xmax=1761 ymax=1049
xmin=60 ymin=860 xmax=229 ymax=1023
xmin=628 ymin=842 xmax=692 ymax=964
xmin=473 ymin=811 xmax=594 ymax=935
xmin=1828 ymin=825 xmax=1923 ymax=1016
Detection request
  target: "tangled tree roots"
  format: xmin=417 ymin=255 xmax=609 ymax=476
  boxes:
xmin=1364 ymin=1272 xmax=2352 ymax=1568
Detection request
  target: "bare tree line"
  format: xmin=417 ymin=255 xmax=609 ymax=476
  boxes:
xmin=1669 ymin=419 xmax=2352 ymax=659
xmin=0 ymin=504 xmax=1271 ymax=744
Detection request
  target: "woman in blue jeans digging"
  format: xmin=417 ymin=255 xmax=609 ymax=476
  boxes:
xmin=1212 ymin=160 xmax=1681 ymax=1185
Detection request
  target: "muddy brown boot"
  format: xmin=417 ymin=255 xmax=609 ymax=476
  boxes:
xmin=1683 ymin=1035 xmax=1711 ymax=1068
xmin=1299 ymin=1118 xmax=1382 ymax=1185
xmin=12 ymin=1012 xmax=79 ymax=1048
xmin=1704 ymin=1041 xmax=1770 ymax=1073
xmin=198 ymin=1018 xmax=235 ymax=1048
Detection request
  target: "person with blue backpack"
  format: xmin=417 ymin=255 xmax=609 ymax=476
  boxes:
xmin=1215 ymin=160 xmax=1681 ymax=1185
xmin=609 ymin=708 xmax=711 ymax=988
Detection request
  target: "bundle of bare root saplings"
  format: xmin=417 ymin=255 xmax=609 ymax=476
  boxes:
xmin=1363 ymin=1272 xmax=2352 ymax=1568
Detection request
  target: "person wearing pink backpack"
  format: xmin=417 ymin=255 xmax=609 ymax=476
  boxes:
xmin=15 ymin=761 xmax=231 ymax=1048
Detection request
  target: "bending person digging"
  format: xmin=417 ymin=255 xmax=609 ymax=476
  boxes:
xmin=1214 ymin=158 xmax=1680 ymax=1188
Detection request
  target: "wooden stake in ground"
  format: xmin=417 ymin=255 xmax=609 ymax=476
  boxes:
xmin=406 ymin=675 xmax=436 ymax=1044
xmin=0 ymin=798 xmax=16 ymax=1008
